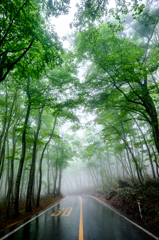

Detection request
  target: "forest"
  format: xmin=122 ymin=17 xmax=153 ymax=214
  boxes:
xmin=0 ymin=0 xmax=159 ymax=232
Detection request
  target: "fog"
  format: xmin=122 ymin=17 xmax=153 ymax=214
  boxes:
xmin=1 ymin=0 xmax=159 ymax=220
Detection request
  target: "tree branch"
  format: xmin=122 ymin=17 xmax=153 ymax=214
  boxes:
xmin=0 ymin=39 xmax=34 ymax=83
xmin=0 ymin=0 xmax=29 ymax=46
xmin=0 ymin=48 xmax=27 ymax=56
xmin=143 ymin=21 xmax=158 ymax=63
xmin=113 ymin=81 xmax=144 ymax=106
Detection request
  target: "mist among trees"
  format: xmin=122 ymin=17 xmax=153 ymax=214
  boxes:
xmin=1 ymin=0 xmax=159 ymax=225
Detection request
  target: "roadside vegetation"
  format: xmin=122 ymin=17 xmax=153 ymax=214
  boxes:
xmin=1 ymin=0 xmax=159 ymax=235
xmin=100 ymin=179 xmax=159 ymax=231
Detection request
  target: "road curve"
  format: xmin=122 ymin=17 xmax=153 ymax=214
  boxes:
xmin=0 ymin=195 xmax=158 ymax=240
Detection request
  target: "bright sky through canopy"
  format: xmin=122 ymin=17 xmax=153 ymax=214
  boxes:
xmin=51 ymin=0 xmax=116 ymax=48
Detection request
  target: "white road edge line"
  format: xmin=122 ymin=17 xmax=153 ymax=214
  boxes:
xmin=87 ymin=195 xmax=159 ymax=240
xmin=0 ymin=197 xmax=68 ymax=240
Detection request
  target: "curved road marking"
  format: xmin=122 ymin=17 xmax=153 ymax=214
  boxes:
xmin=62 ymin=207 xmax=73 ymax=216
xmin=0 ymin=197 xmax=68 ymax=240
xmin=79 ymin=196 xmax=84 ymax=240
xmin=88 ymin=195 xmax=159 ymax=240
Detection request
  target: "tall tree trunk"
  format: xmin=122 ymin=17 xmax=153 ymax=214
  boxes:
xmin=13 ymin=79 xmax=31 ymax=217
xmin=152 ymin=147 xmax=159 ymax=178
xmin=88 ymin=166 xmax=98 ymax=188
xmin=141 ymin=86 xmax=159 ymax=156
xmin=99 ymin=155 xmax=105 ymax=191
xmin=6 ymin=136 xmax=12 ymax=218
xmin=20 ymin=161 xmax=27 ymax=201
xmin=26 ymin=107 xmax=43 ymax=213
xmin=35 ymin=158 xmax=39 ymax=196
xmin=53 ymin=150 xmax=58 ymax=197
xmin=115 ymin=154 xmax=131 ymax=178
xmin=0 ymin=90 xmax=17 ymax=168
xmin=57 ymin=166 xmax=62 ymax=195
xmin=130 ymin=113 xmax=156 ymax=179
xmin=0 ymin=89 xmax=8 ymax=157
xmin=36 ymin=114 xmax=58 ymax=207
xmin=32 ymin=170 xmax=36 ymax=206
xmin=0 ymin=153 xmax=5 ymax=180
xmin=125 ymin=149 xmax=135 ymax=183
xmin=5 ymin=139 xmax=10 ymax=197
xmin=108 ymin=121 xmax=143 ymax=185
xmin=11 ymin=128 xmax=16 ymax=203
xmin=47 ymin=149 xmax=50 ymax=194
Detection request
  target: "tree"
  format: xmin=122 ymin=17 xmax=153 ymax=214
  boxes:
xmin=0 ymin=0 xmax=70 ymax=83
xmin=75 ymin=21 xmax=159 ymax=156
xmin=73 ymin=0 xmax=145 ymax=30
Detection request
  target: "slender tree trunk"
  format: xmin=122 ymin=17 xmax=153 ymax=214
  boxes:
xmin=20 ymin=161 xmax=27 ymax=201
xmin=53 ymin=150 xmax=58 ymax=197
xmin=0 ymin=90 xmax=17 ymax=167
xmin=47 ymin=149 xmax=50 ymax=194
xmin=130 ymin=114 xmax=156 ymax=179
xmin=11 ymin=128 xmax=16 ymax=203
xmin=35 ymin=158 xmax=39 ymax=196
xmin=115 ymin=154 xmax=131 ymax=178
xmin=0 ymin=153 xmax=5 ymax=180
xmin=13 ymin=79 xmax=31 ymax=217
xmin=6 ymin=137 xmax=12 ymax=218
xmin=26 ymin=107 xmax=43 ymax=213
xmin=51 ymin=162 xmax=55 ymax=192
xmin=108 ymin=121 xmax=143 ymax=185
xmin=0 ymin=90 xmax=8 ymax=157
xmin=99 ymin=155 xmax=105 ymax=191
xmin=57 ymin=166 xmax=62 ymax=195
xmin=32 ymin=169 xmax=35 ymax=206
xmin=115 ymin=157 xmax=119 ymax=178
xmin=3 ymin=139 xmax=9 ymax=199
xmin=152 ymin=147 xmax=159 ymax=178
xmin=0 ymin=172 xmax=4 ymax=196
xmin=36 ymin=114 xmax=58 ymax=207
xmin=107 ymin=153 xmax=113 ymax=178
xmin=89 ymin=167 xmax=98 ymax=188
xmin=142 ymin=88 xmax=159 ymax=156
xmin=125 ymin=149 xmax=135 ymax=182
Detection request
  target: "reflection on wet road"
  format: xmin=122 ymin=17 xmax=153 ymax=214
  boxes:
xmin=0 ymin=196 xmax=158 ymax=240
xmin=82 ymin=196 xmax=157 ymax=240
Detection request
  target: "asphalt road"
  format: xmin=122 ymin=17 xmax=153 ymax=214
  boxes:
xmin=0 ymin=196 xmax=158 ymax=240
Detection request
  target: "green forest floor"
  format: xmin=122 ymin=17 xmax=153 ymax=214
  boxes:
xmin=0 ymin=194 xmax=63 ymax=233
xmin=96 ymin=179 xmax=159 ymax=234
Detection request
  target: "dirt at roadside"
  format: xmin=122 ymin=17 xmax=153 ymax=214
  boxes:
xmin=98 ymin=195 xmax=140 ymax=218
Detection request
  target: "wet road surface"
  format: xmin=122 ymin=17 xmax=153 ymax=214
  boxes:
xmin=0 ymin=195 xmax=158 ymax=240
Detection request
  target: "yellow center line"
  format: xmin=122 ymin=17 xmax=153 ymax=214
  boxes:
xmin=79 ymin=196 xmax=84 ymax=240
